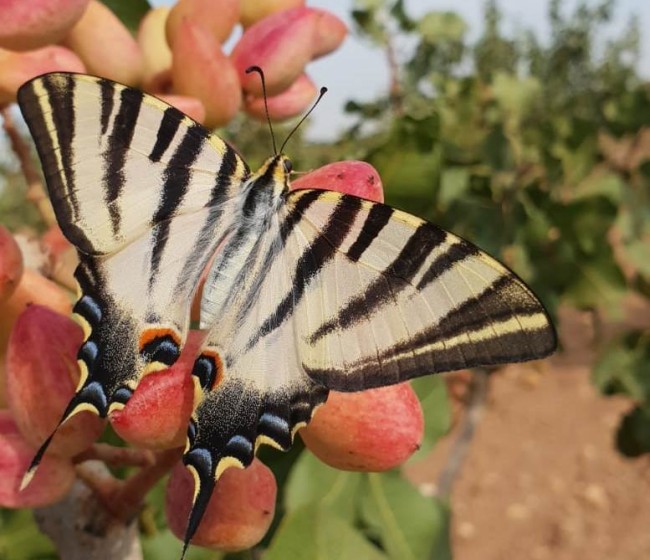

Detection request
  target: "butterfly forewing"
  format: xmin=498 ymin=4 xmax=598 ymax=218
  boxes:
xmin=17 ymin=73 xmax=248 ymax=426
xmin=285 ymin=190 xmax=556 ymax=389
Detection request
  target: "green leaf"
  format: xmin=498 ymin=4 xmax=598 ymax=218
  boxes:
xmin=593 ymin=332 xmax=650 ymax=401
xmin=409 ymin=377 xmax=451 ymax=459
xmin=266 ymin=504 xmax=388 ymax=560
xmin=0 ymin=509 xmax=56 ymax=559
xmin=563 ymin=258 xmax=627 ymax=316
xmin=418 ymin=12 xmax=467 ymax=44
xmin=360 ymin=472 xmax=451 ymax=560
xmin=491 ymin=72 xmax=541 ymax=122
xmin=572 ymin=170 xmax=624 ymax=203
xmin=284 ymin=452 xmax=364 ymax=522
xmin=101 ymin=0 xmax=151 ymax=33
xmin=438 ymin=167 xmax=469 ymax=209
xmin=390 ymin=0 xmax=416 ymax=31
xmin=142 ymin=528 xmax=218 ymax=560
xmin=623 ymin=240 xmax=650 ymax=277
xmin=617 ymin=406 xmax=650 ymax=457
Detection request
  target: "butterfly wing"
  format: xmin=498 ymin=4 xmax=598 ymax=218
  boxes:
xmin=288 ymin=189 xmax=556 ymax=388
xmin=17 ymin=73 xmax=248 ymax=473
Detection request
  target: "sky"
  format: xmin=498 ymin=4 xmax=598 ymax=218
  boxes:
xmin=140 ymin=1 xmax=650 ymax=140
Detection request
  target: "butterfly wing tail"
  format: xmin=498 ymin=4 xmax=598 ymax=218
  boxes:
xmin=19 ymin=387 xmax=108 ymax=490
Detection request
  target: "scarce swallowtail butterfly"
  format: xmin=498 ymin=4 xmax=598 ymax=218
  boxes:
xmin=17 ymin=72 xmax=556 ymax=556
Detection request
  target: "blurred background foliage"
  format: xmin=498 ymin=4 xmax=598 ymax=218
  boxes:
xmin=1 ymin=0 xmax=649 ymax=558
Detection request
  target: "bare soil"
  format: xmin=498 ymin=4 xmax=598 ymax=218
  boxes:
xmin=407 ymin=297 xmax=650 ymax=560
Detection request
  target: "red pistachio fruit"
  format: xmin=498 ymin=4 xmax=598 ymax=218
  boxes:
xmin=232 ymin=7 xmax=346 ymax=97
xmin=172 ymin=19 xmax=241 ymax=128
xmin=292 ymin=161 xmax=384 ymax=203
xmin=110 ymin=331 xmax=202 ymax=450
xmin=63 ymin=0 xmax=143 ymax=86
xmin=138 ymin=7 xmax=173 ymax=90
xmin=166 ymin=459 xmax=277 ymax=551
xmin=0 ymin=0 xmax=89 ymax=51
xmin=5 ymin=305 xmax=103 ymax=458
xmin=0 ymin=269 xmax=73 ymax=408
xmin=166 ymin=0 xmax=239 ymax=46
xmin=240 ymin=0 xmax=305 ymax=28
xmin=0 ymin=46 xmax=85 ymax=105
xmin=0 ymin=410 xmax=75 ymax=507
xmin=300 ymin=383 xmax=424 ymax=471
xmin=244 ymin=73 xmax=317 ymax=122
xmin=0 ymin=226 xmax=24 ymax=305
xmin=41 ymin=225 xmax=78 ymax=292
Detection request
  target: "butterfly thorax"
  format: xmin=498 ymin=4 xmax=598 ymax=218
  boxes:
xmin=240 ymin=155 xmax=291 ymax=220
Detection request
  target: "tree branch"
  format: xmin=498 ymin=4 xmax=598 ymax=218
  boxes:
xmin=436 ymin=368 xmax=490 ymax=499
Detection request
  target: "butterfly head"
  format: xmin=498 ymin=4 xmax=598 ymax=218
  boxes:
xmin=247 ymin=154 xmax=293 ymax=199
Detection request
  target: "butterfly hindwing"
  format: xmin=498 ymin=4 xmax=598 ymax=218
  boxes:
xmin=17 ymin=74 xmax=249 ymax=466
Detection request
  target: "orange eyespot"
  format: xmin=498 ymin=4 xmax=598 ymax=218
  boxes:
xmin=138 ymin=327 xmax=182 ymax=366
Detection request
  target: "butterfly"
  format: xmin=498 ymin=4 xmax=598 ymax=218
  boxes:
xmin=17 ymin=72 xmax=556 ymax=556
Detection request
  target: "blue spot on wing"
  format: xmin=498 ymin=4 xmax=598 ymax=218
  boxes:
xmin=78 ymin=381 xmax=108 ymax=415
xmin=75 ymin=294 xmax=102 ymax=324
xmin=259 ymin=412 xmax=289 ymax=433
xmin=184 ymin=447 xmax=214 ymax=478
xmin=226 ymin=434 xmax=253 ymax=456
xmin=79 ymin=340 xmax=98 ymax=363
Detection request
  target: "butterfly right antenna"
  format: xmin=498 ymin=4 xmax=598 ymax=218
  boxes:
xmin=245 ymin=66 xmax=277 ymax=155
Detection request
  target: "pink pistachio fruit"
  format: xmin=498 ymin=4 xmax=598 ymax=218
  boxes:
xmin=166 ymin=459 xmax=277 ymax=551
xmin=172 ymin=19 xmax=241 ymax=128
xmin=300 ymin=383 xmax=424 ymax=471
xmin=0 ymin=0 xmax=89 ymax=51
xmin=0 ymin=226 xmax=23 ymax=305
xmin=0 ymin=46 xmax=85 ymax=105
xmin=232 ymin=7 xmax=346 ymax=97
xmin=244 ymin=73 xmax=317 ymax=122
xmin=157 ymin=94 xmax=206 ymax=124
xmin=166 ymin=0 xmax=239 ymax=46
xmin=138 ymin=7 xmax=173 ymax=90
xmin=63 ymin=0 xmax=143 ymax=86
xmin=0 ymin=410 xmax=75 ymax=507
xmin=292 ymin=161 xmax=384 ymax=202
xmin=239 ymin=0 xmax=305 ymax=28
xmin=110 ymin=331 xmax=203 ymax=450
xmin=5 ymin=305 xmax=103 ymax=458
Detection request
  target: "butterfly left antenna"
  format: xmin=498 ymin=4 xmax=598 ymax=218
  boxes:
xmin=245 ymin=66 xmax=277 ymax=155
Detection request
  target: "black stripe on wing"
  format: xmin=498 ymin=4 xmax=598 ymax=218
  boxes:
xmin=247 ymin=194 xmax=363 ymax=349
xmin=104 ymin=86 xmax=144 ymax=235
xmin=99 ymin=79 xmax=115 ymax=136
xmin=149 ymin=106 xmax=184 ymax=163
xmin=305 ymin=273 xmax=557 ymax=390
xmin=149 ymin=124 xmax=210 ymax=285
xmin=17 ymin=75 xmax=94 ymax=253
xmin=219 ymin=189 xmax=326 ymax=320
xmin=347 ymin=203 xmax=394 ymax=262
xmin=176 ymin=143 xmax=247 ymax=295
xmin=309 ymin=221 xmax=446 ymax=343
